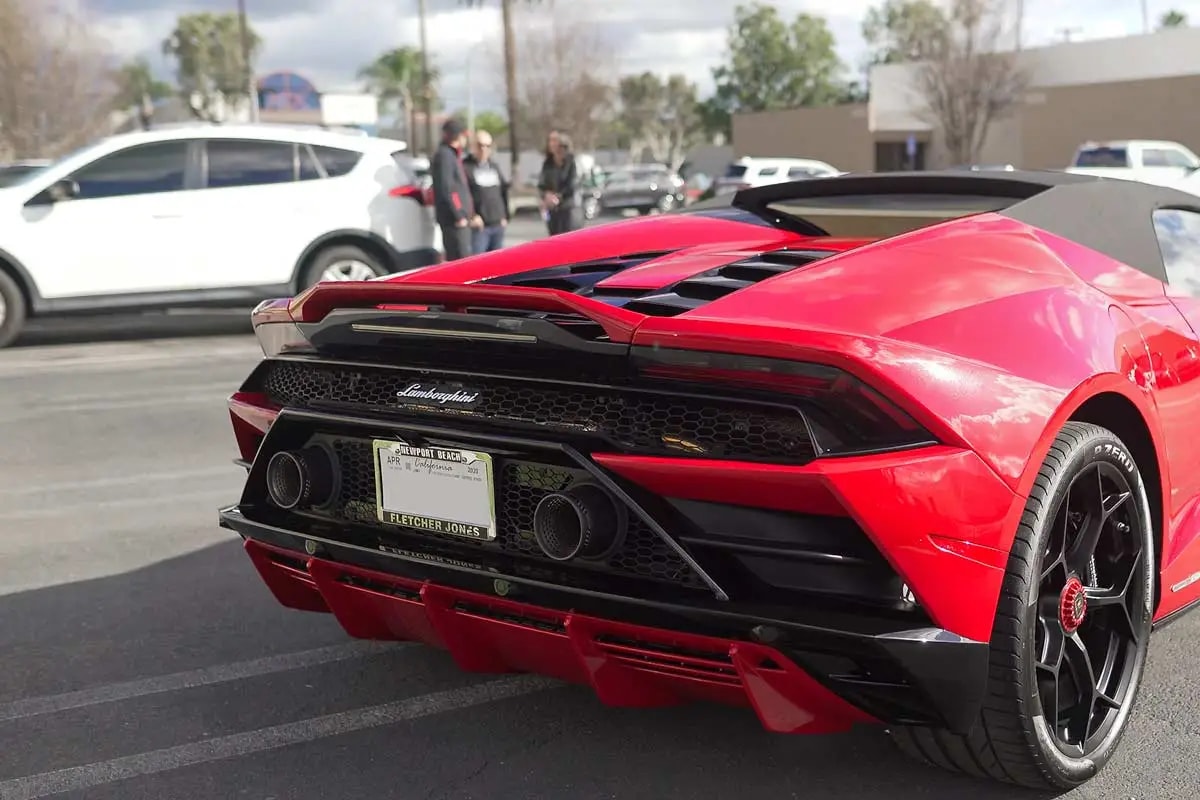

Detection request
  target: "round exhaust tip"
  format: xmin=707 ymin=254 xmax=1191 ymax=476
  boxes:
xmin=265 ymin=446 xmax=336 ymax=510
xmin=533 ymin=483 xmax=624 ymax=562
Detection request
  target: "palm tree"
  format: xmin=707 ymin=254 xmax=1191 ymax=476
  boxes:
xmin=459 ymin=0 xmax=544 ymax=182
xmin=358 ymin=47 xmax=440 ymax=150
xmin=1159 ymin=9 xmax=1189 ymax=28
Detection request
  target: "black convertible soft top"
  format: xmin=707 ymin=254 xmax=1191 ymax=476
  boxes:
xmin=694 ymin=170 xmax=1200 ymax=283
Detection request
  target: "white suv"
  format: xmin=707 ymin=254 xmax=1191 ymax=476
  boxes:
xmin=0 ymin=123 xmax=438 ymax=348
xmin=712 ymin=156 xmax=843 ymax=195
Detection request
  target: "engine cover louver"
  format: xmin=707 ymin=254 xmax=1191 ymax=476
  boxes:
xmin=481 ymin=251 xmax=674 ymax=293
xmin=474 ymin=247 xmax=834 ymax=320
xmin=622 ymin=249 xmax=835 ymax=316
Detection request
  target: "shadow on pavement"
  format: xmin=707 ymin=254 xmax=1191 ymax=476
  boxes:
xmin=0 ymin=540 xmax=1053 ymax=800
xmin=12 ymin=310 xmax=254 ymax=349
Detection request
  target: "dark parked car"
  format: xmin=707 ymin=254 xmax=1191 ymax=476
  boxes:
xmin=0 ymin=160 xmax=49 ymax=187
xmin=596 ymin=165 xmax=686 ymax=216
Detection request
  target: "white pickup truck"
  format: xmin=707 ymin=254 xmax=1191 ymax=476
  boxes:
xmin=1065 ymin=140 xmax=1200 ymax=187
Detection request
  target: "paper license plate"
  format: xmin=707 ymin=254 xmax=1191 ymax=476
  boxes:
xmin=373 ymin=440 xmax=497 ymax=541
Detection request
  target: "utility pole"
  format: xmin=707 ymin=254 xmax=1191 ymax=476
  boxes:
xmin=1015 ymin=0 xmax=1024 ymax=49
xmin=1056 ymin=26 xmax=1082 ymax=43
xmin=466 ymin=49 xmax=475 ymax=140
xmin=418 ymin=0 xmax=434 ymax=157
xmin=1141 ymin=0 xmax=1150 ymax=33
xmin=237 ymin=0 xmax=258 ymax=122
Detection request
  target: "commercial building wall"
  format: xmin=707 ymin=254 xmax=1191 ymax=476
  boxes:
xmin=731 ymin=104 xmax=874 ymax=173
xmin=1019 ymin=74 xmax=1200 ymax=169
xmin=733 ymin=31 xmax=1200 ymax=172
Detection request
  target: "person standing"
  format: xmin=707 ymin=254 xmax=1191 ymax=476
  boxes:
xmin=536 ymin=130 xmax=560 ymax=235
xmin=537 ymin=131 xmax=579 ymax=236
xmin=430 ymin=118 xmax=475 ymax=261
xmin=463 ymin=129 xmax=510 ymax=254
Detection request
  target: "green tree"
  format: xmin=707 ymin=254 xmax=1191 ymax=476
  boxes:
xmin=358 ymin=46 xmax=440 ymax=149
xmin=1159 ymin=9 xmax=1189 ymax=28
xmin=459 ymin=0 xmax=546 ymax=182
xmin=161 ymin=12 xmax=261 ymax=121
xmin=695 ymin=96 xmax=732 ymax=143
xmin=711 ymin=3 xmax=848 ymax=123
xmin=862 ymin=0 xmax=948 ymax=64
xmin=616 ymin=72 xmax=701 ymax=170
xmin=114 ymin=58 xmax=174 ymax=129
xmin=114 ymin=58 xmax=173 ymax=108
xmin=471 ymin=110 xmax=508 ymax=139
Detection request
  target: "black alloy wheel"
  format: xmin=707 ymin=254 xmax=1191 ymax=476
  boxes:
xmin=891 ymin=421 xmax=1155 ymax=790
xmin=1033 ymin=457 xmax=1147 ymax=758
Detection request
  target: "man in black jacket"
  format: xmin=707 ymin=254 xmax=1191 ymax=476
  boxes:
xmin=463 ymin=129 xmax=510 ymax=254
xmin=430 ymin=118 xmax=474 ymax=261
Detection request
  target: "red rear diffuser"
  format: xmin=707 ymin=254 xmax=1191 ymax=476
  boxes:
xmin=244 ymin=539 xmax=875 ymax=734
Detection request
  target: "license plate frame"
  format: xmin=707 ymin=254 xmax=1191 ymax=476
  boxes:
xmin=372 ymin=439 xmax=497 ymax=541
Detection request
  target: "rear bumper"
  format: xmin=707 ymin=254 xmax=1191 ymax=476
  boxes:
xmin=221 ymin=507 xmax=990 ymax=734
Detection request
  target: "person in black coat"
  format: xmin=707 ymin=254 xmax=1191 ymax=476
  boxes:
xmin=537 ymin=131 xmax=579 ymax=236
xmin=463 ymin=129 xmax=510 ymax=254
xmin=430 ymin=118 xmax=475 ymax=261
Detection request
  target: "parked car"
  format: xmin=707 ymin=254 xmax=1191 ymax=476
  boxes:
xmin=0 ymin=159 xmax=51 ymax=187
xmin=595 ymin=165 xmax=686 ymax=216
xmin=221 ymin=169 xmax=1200 ymax=792
xmin=0 ymin=123 xmax=438 ymax=348
xmin=712 ymin=156 xmax=842 ymax=195
xmin=1065 ymin=139 xmax=1200 ymax=186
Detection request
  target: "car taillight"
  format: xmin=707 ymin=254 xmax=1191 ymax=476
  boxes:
xmin=251 ymin=299 xmax=314 ymax=358
xmin=631 ymin=347 xmax=936 ymax=457
xmin=389 ymin=185 xmax=433 ymax=205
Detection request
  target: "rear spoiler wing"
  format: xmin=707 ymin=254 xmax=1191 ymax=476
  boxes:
xmin=260 ymin=281 xmax=646 ymax=344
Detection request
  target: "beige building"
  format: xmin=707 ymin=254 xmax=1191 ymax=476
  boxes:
xmin=733 ymin=27 xmax=1200 ymax=173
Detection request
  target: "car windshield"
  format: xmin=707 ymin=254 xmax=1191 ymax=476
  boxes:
xmin=723 ymin=164 xmax=748 ymax=178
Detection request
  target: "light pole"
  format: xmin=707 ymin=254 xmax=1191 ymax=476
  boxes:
xmin=466 ymin=46 xmax=479 ymax=139
xmin=418 ymin=0 xmax=434 ymax=157
xmin=1141 ymin=0 xmax=1150 ymax=33
xmin=237 ymin=0 xmax=258 ymax=122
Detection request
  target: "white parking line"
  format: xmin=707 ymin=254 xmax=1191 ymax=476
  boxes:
xmin=0 ymin=467 xmax=235 ymax=498
xmin=0 ymin=675 xmax=558 ymax=800
xmin=0 ymin=641 xmax=405 ymax=722
xmin=0 ymin=487 xmax=233 ymax=520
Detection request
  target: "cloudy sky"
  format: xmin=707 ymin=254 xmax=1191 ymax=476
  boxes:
xmin=90 ymin=0 xmax=1199 ymax=112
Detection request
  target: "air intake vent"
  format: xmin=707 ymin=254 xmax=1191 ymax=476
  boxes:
xmin=481 ymin=251 xmax=674 ymax=293
xmin=624 ymin=249 xmax=834 ymax=317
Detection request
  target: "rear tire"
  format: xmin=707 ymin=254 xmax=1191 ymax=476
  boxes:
xmin=890 ymin=421 xmax=1155 ymax=790
xmin=299 ymin=244 xmax=387 ymax=290
xmin=0 ymin=269 xmax=27 ymax=349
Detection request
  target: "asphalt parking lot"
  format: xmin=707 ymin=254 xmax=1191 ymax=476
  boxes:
xmin=1 ymin=225 xmax=1199 ymax=798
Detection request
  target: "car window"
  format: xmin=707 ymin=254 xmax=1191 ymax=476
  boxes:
xmin=312 ymin=145 xmax=362 ymax=178
xmin=68 ymin=141 xmax=189 ymax=199
xmin=787 ymin=167 xmax=817 ymax=179
xmin=1143 ymin=149 xmax=1171 ymax=167
xmin=757 ymin=167 xmax=779 ymax=176
xmin=206 ymin=139 xmax=295 ymax=188
xmin=723 ymin=164 xmax=748 ymax=179
xmin=1153 ymin=208 xmax=1200 ymax=295
xmin=1074 ymin=147 xmax=1128 ymax=168
xmin=1162 ymin=149 xmax=1197 ymax=169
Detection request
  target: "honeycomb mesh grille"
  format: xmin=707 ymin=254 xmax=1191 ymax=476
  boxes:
xmin=262 ymin=361 xmax=816 ymax=464
xmin=321 ymin=437 xmax=705 ymax=588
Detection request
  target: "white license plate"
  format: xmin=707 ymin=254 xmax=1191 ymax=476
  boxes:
xmin=373 ymin=440 xmax=497 ymax=541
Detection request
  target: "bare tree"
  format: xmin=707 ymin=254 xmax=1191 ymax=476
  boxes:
xmin=502 ymin=4 xmax=616 ymax=152
xmin=912 ymin=0 xmax=1029 ymax=166
xmin=0 ymin=0 xmax=117 ymax=160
